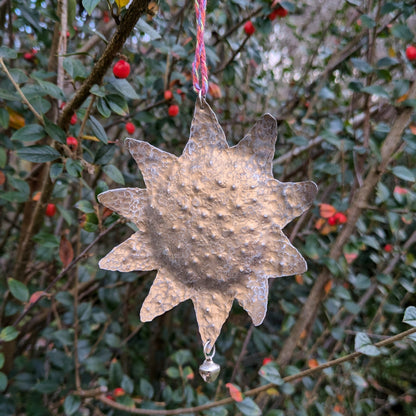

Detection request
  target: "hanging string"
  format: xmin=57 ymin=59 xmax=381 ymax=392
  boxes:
xmin=192 ymin=0 xmax=208 ymax=97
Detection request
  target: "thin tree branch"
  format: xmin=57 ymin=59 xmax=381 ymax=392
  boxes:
xmin=94 ymin=326 xmax=416 ymax=415
xmin=212 ymin=7 xmax=263 ymax=47
xmin=0 ymin=57 xmax=44 ymax=124
xmin=59 ymin=0 xmax=151 ymax=129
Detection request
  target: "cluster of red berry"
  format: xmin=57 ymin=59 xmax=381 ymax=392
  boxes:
xmin=244 ymin=2 xmax=288 ymax=36
xmin=111 ymin=58 xmax=180 ymax=130
xmin=327 ymin=212 xmax=347 ymax=226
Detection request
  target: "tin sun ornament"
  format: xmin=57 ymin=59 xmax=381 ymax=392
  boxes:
xmin=98 ymin=0 xmax=317 ymax=383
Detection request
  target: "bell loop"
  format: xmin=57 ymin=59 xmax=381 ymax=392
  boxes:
xmin=199 ymin=340 xmax=220 ymax=382
xmin=203 ymin=340 xmax=215 ymax=359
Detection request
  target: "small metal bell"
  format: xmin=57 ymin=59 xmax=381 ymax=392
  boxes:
xmin=199 ymin=341 xmax=220 ymax=383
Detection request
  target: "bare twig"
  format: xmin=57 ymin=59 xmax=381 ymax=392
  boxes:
xmin=213 ymin=35 xmax=250 ymax=75
xmin=212 ymin=7 xmax=263 ymax=47
xmin=274 ymin=136 xmax=324 ymax=166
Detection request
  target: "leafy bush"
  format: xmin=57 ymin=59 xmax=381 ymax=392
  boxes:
xmin=0 ymin=0 xmax=415 ymax=415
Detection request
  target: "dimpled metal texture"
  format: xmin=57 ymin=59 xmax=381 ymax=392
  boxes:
xmin=98 ymin=98 xmax=318 ymax=347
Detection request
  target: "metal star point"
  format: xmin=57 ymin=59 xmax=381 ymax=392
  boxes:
xmin=98 ymin=98 xmax=317 ymax=347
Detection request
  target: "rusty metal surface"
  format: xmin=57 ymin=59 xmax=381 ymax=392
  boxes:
xmin=98 ymin=98 xmax=318 ymax=347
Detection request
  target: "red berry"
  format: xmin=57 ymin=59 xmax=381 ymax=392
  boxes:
xmin=262 ymin=357 xmax=273 ymax=366
xmin=113 ymin=388 xmax=125 ymax=397
xmin=168 ymin=104 xmax=179 ymax=117
xmin=334 ymin=212 xmax=347 ymax=224
xmin=164 ymin=90 xmax=173 ymax=100
xmin=66 ymin=136 xmax=78 ymax=149
xmin=275 ymin=5 xmax=288 ymax=17
xmin=24 ymin=52 xmax=35 ymax=61
xmin=384 ymin=244 xmax=393 ymax=253
xmin=176 ymin=88 xmax=185 ymax=99
xmin=269 ymin=10 xmax=278 ymax=20
xmin=70 ymin=113 xmax=77 ymax=125
xmin=244 ymin=21 xmax=256 ymax=36
xmin=125 ymin=122 xmax=135 ymax=134
xmin=327 ymin=216 xmax=337 ymax=226
xmin=103 ymin=10 xmax=110 ymax=23
xmin=406 ymin=46 xmax=416 ymax=61
xmin=45 ymin=203 xmax=56 ymax=217
xmin=113 ymin=59 xmax=131 ymax=79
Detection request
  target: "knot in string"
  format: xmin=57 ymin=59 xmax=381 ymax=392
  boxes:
xmin=192 ymin=0 xmax=208 ymax=97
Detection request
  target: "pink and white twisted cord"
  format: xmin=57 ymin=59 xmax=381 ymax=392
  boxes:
xmin=192 ymin=0 xmax=208 ymax=96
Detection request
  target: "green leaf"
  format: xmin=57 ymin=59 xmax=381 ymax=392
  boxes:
xmin=103 ymin=164 xmax=125 ymax=185
xmin=361 ymin=85 xmax=389 ymax=99
xmin=258 ymin=362 xmax=284 ymax=385
xmin=376 ymin=57 xmax=399 ymax=68
xmin=0 ymin=88 xmax=18 ymax=101
xmin=350 ymin=58 xmax=373 ymax=74
xmin=7 ymin=278 xmax=29 ymax=303
xmin=236 ymin=397 xmax=262 ymax=416
xmin=121 ymin=375 xmax=134 ymax=394
xmin=50 ymin=163 xmax=64 ymax=180
xmin=136 ymin=18 xmax=161 ymax=41
xmin=401 ymin=98 xmax=416 ymax=109
xmin=11 ymin=124 xmax=45 ymax=142
xmin=403 ymin=306 xmax=416 ymax=327
xmin=66 ymin=159 xmax=83 ymax=177
xmin=75 ymin=199 xmax=95 ymax=213
xmin=9 ymin=68 xmax=28 ymax=84
xmin=348 ymin=80 xmax=363 ymax=92
xmin=90 ymin=84 xmax=106 ymax=97
xmin=63 ymin=395 xmax=81 ymax=416
xmin=0 ymin=46 xmax=17 ymax=59
xmin=36 ymin=79 xmax=65 ymax=100
xmin=63 ymin=57 xmax=88 ymax=80
xmin=171 ymin=349 xmax=193 ymax=366
xmin=0 ymin=353 xmax=4 ymax=369
xmin=29 ymin=96 xmax=52 ymax=115
xmin=88 ymin=116 xmax=108 ymax=144
xmin=166 ymin=366 xmax=180 ymax=378
xmin=0 ymin=326 xmax=19 ymax=342
xmin=106 ymin=97 xmax=128 ymax=116
xmin=111 ymin=78 xmax=140 ymax=100
xmin=360 ymin=14 xmax=375 ymax=28
xmin=139 ymin=378 xmax=154 ymax=399
xmin=279 ymin=2 xmax=295 ymax=12
xmin=97 ymin=98 xmax=112 ymax=118
xmin=44 ymin=118 xmax=67 ymax=143
xmin=0 ymin=108 xmax=9 ymax=128
xmin=391 ymin=166 xmax=415 ymax=182
xmin=82 ymin=0 xmax=100 ymax=15
xmin=381 ymin=2 xmax=399 ymax=15
xmin=17 ymin=145 xmax=61 ymax=163
xmin=391 ymin=24 xmax=414 ymax=41
xmin=354 ymin=332 xmax=380 ymax=356
xmin=109 ymin=360 xmax=123 ymax=387
xmin=0 ymin=372 xmax=7 ymax=392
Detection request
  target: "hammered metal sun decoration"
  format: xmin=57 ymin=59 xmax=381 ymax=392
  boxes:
xmin=98 ymin=98 xmax=317 ymax=379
